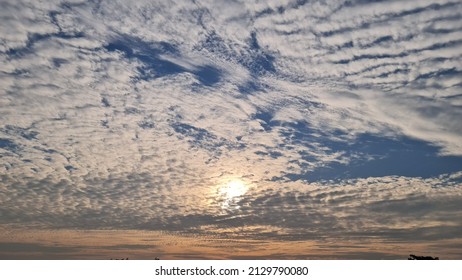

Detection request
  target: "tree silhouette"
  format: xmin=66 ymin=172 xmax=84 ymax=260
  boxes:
xmin=408 ymin=254 xmax=439 ymax=260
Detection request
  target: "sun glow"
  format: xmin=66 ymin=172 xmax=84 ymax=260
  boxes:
xmin=218 ymin=179 xmax=249 ymax=210
xmin=222 ymin=180 xmax=247 ymax=199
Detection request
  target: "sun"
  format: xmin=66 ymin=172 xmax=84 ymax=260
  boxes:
xmin=216 ymin=179 xmax=249 ymax=211
xmin=221 ymin=180 xmax=248 ymax=199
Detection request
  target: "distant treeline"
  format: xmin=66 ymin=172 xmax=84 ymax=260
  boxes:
xmin=408 ymin=254 xmax=439 ymax=260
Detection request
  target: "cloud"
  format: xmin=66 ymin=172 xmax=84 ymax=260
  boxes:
xmin=1 ymin=170 xmax=461 ymax=240
xmin=1 ymin=0 xmax=462 ymax=258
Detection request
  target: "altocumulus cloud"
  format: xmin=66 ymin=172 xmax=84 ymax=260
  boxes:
xmin=1 ymin=0 xmax=462 ymax=258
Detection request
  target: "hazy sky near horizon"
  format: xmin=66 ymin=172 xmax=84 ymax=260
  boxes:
xmin=1 ymin=0 xmax=462 ymax=259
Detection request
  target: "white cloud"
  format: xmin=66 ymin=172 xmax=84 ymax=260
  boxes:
xmin=1 ymin=0 xmax=462 ymax=258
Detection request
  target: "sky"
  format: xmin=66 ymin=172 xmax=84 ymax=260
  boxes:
xmin=1 ymin=0 xmax=462 ymax=259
